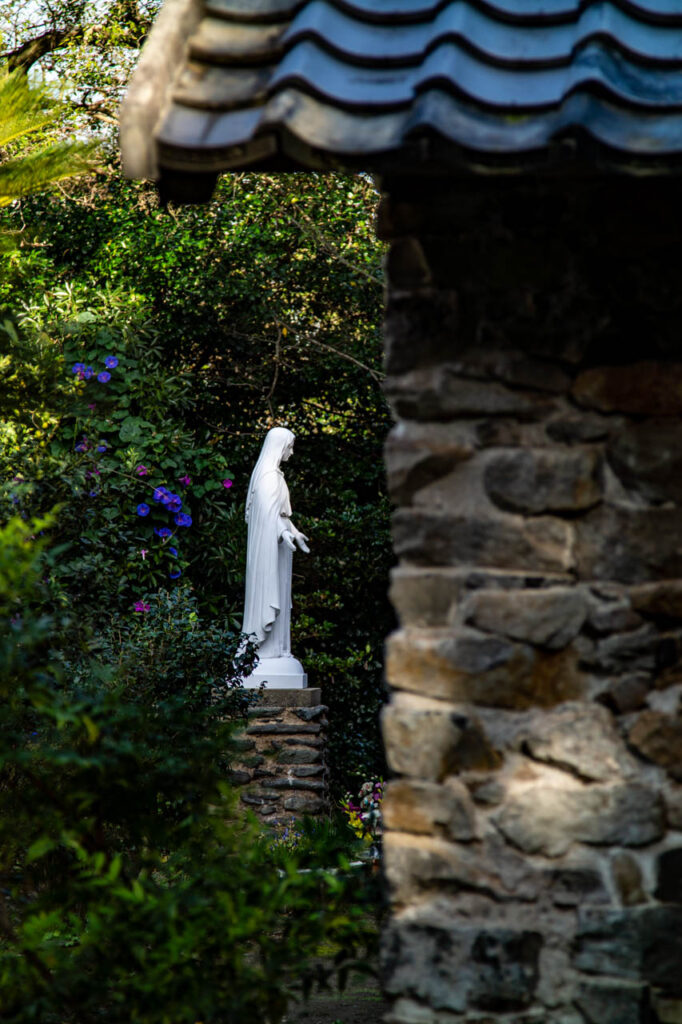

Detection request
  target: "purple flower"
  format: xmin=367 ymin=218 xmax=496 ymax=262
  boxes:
xmin=167 ymin=494 xmax=182 ymax=512
xmin=133 ymin=600 xmax=150 ymax=613
xmin=87 ymin=402 xmax=96 ymax=411
xmin=136 ymin=503 xmax=150 ymax=517
xmin=97 ymin=371 xmax=111 ymax=384
xmin=71 ymin=362 xmax=86 ymax=375
xmin=178 ymin=474 xmax=191 ymax=487
xmin=169 ymin=568 xmax=182 ymax=580
xmin=154 ymin=526 xmax=172 ymax=539
xmin=175 ymin=513 xmax=192 ymax=527
xmin=153 ymin=487 xmax=169 ymax=503
xmin=135 ymin=465 xmax=148 ymax=476
xmin=96 ymin=444 xmax=107 ymax=453
xmin=168 ymin=546 xmax=178 ymax=557
xmin=83 ymin=366 xmax=94 ymax=380
xmin=104 ymin=356 xmax=118 ymax=369
xmin=89 ymin=490 xmax=98 ymax=498
xmin=222 ymin=479 xmax=233 ymax=489
xmin=75 ymin=442 xmax=88 ymax=453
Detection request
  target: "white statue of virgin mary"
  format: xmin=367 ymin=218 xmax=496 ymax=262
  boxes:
xmin=241 ymin=427 xmax=310 ymax=688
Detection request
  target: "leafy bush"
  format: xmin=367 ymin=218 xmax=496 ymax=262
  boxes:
xmin=0 ymin=519 xmax=377 ymax=1024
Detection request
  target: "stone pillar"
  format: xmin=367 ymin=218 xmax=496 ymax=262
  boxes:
xmin=231 ymin=688 xmax=329 ymax=823
xmin=378 ymin=177 xmax=682 ymax=1024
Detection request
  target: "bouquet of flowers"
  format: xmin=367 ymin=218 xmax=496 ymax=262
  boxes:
xmin=341 ymin=779 xmax=384 ymax=857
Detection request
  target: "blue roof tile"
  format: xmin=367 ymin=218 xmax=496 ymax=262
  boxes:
xmin=121 ymin=0 xmax=682 ymax=187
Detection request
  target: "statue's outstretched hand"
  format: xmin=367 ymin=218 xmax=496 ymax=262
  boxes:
xmin=294 ymin=530 xmax=310 ymax=554
xmin=281 ymin=530 xmax=297 ymax=552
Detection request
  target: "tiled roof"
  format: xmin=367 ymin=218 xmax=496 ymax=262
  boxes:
xmin=120 ymin=0 xmax=682 ymax=193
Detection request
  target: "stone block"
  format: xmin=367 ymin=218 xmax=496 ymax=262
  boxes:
xmin=494 ymin=780 xmax=664 ymax=857
xmin=245 ymin=723 xmax=321 ymax=735
xmin=598 ymin=674 xmax=651 ymax=714
xmin=628 ymin=710 xmax=682 ymax=781
xmin=586 ymin=625 xmax=665 ymax=674
xmin=575 ymin=506 xmax=682 ymax=584
xmin=393 ymin=509 xmax=574 ymax=574
xmin=586 ymin=593 xmax=642 ymax=635
xmin=293 ymin=765 xmax=324 ymax=777
xmin=655 ymin=847 xmax=682 ymax=902
xmin=382 ymin=778 xmax=476 ymax=841
xmin=265 ymin=778 xmax=325 ymax=792
xmin=546 ymin=413 xmax=616 ymax=443
xmin=464 ymin=775 xmax=505 ymax=806
xmin=630 ymin=581 xmax=682 ymax=621
xmin=574 ymin=906 xmax=682 ymax=988
xmin=292 ymin=705 xmax=328 ymax=722
xmin=384 ymin=366 xmax=555 ymax=422
xmin=283 ymin=735 xmax=323 ymax=748
xmin=664 ymin=785 xmax=682 ymax=828
xmin=275 ymin=747 xmax=321 ymax=764
xmin=282 ymin=793 xmax=324 ymax=814
xmin=386 ymin=628 xmax=584 ymax=709
xmin=448 ymin=347 xmax=571 ymax=395
xmin=228 ymin=770 xmax=251 ymax=786
xmin=381 ymin=698 xmax=498 ymax=780
xmin=572 ymin=362 xmax=682 ymax=416
xmin=546 ymin=863 xmax=609 ymax=908
xmin=382 ymin=909 xmax=542 ymax=1014
xmin=385 ymin=420 xmax=475 ymax=504
xmin=575 ymin=979 xmax=652 ymax=1024
xmin=252 ymin=687 xmax=322 ymax=707
xmin=483 ymin=448 xmax=602 ymax=514
xmin=462 ymin=587 xmax=587 ymax=650
xmin=241 ymin=790 xmax=278 ymax=807
xmin=389 ymin=566 xmax=571 ymax=630
xmin=384 ymin=288 xmax=457 ymax=375
xmin=383 ymin=831 xmax=539 ymax=905
xmin=611 ymin=852 xmax=647 ymax=907
xmin=607 ymin=419 xmax=682 ymax=505
xmin=518 ymin=702 xmax=633 ymax=782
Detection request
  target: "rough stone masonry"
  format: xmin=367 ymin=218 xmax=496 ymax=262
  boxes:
xmin=378 ymin=176 xmax=682 ymax=1024
xmin=231 ymin=688 xmax=329 ymax=823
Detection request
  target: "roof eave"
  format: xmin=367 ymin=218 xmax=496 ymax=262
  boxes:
xmin=119 ymin=0 xmax=204 ymax=181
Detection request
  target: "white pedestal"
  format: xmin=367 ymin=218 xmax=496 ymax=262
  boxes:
xmin=241 ymin=655 xmax=307 ymax=689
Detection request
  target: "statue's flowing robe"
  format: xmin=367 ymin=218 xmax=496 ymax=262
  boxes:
xmin=242 ymin=467 xmax=292 ymax=657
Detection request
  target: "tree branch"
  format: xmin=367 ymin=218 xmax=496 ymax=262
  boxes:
xmin=4 ymin=28 xmax=78 ymax=73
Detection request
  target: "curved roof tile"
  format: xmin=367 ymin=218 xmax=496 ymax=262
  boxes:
xmin=120 ymin=0 xmax=682 ymax=191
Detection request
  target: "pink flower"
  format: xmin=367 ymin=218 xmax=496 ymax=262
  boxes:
xmin=222 ymin=479 xmax=233 ymax=489
xmin=136 ymin=465 xmax=148 ymax=476
xmin=140 ymin=549 xmax=148 ymax=560
xmin=178 ymin=474 xmax=191 ymax=487
xmin=133 ymin=600 xmax=151 ymax=613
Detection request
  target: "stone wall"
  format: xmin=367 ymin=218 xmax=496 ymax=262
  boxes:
xmin=231 ymin=688 xmax=329 ymax=824
xmin=378 ymin=177 xmax=682 ymax=1024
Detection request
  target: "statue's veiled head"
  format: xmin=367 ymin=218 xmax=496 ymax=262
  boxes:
xmin=259 ymin=426 xmax=295 ymax=467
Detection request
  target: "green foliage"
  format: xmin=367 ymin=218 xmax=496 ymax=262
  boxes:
xmin=0 ymin=523 xmax=376 ymax=1024
xmin=1 ymin=168 xmax=392 ymax=791
xmin=0 ymin=67 xmax=96 ymax=207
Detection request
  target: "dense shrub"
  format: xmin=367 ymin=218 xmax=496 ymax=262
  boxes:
xmin=0 ymin=518 xmax=378 ymax=1024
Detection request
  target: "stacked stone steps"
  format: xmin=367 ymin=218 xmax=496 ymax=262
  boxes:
xmin=230 ymin=688 xmax=329 ymax=823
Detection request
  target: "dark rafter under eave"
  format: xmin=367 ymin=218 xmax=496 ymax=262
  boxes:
xmin=120 ymin=0 xmax=682 ymax=202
